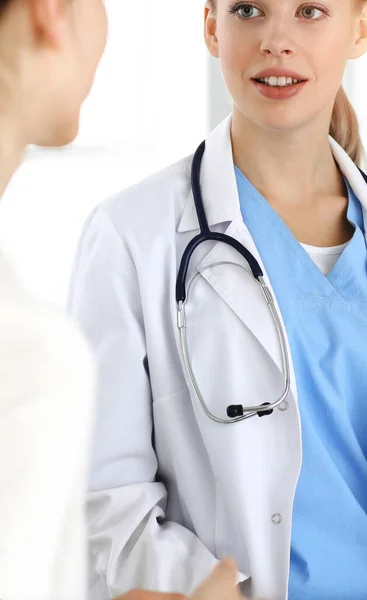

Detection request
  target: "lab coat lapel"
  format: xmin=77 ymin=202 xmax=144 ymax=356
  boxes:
xmin=178 ymin=115 xmax=286 ymax=375
xmin=197 ymin=215 xmax=286 ymax=375
xmin=329 ymin=137 xmax=367 ymax=233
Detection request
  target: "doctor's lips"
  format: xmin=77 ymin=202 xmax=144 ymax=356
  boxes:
xmin=251 ymin=68 xmax=308 ymax=99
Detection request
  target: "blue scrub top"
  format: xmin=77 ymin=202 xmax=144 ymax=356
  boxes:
xmin=235 ymin=166 xmax=367 ymax=599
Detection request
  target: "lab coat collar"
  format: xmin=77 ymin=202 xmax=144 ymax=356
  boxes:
xmin=178 ymin=115 xmax=367 ymax=234
xmin=178 ymin=115 xmax=239 ymax=233
xmin=329 ymin=137 xmax=367 ymax=232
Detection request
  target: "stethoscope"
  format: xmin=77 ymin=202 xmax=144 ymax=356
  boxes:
xmin=176 ymin=140 xmax=367 ymax=425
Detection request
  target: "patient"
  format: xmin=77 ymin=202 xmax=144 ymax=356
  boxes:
xmin=0 ymin=1 xmax=245 ymax=599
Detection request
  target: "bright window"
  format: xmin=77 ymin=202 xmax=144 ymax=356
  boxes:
xmin=344 ymin=55 xmax=367 ymax=167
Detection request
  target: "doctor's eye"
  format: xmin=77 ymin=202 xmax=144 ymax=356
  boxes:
xmin=297 ymin=4 xmax=328 ymax=20
xmin=229 ymin=2 xmax=263 ymax=19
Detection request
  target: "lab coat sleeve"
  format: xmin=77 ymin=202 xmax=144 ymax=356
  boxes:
xmin=67 ymin=206 xmax=220 ymax=600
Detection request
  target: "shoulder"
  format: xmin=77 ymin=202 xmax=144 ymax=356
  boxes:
xmin=101 ymin=154 xmax=193 ymax=239
xmin=0 ymin=254 xmax=94 ymax=400
xmin=70 ymin=155 xmax=194 ymax=278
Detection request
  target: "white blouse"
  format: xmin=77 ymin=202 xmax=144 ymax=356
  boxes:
xmin=0 ymin=249 xmax=95 ymax=600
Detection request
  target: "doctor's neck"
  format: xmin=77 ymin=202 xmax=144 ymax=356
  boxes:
xmin=231 ymin=107 xmax=347 ymax=208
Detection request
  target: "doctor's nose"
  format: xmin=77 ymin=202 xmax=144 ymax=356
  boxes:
xmin=260 ymin=34 xmax=295 ymax=58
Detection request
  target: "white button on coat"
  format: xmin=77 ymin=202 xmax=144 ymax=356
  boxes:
xmin=272 ymin=514 xmax=283 ymax=525
xmin=278 ymin=400 xmax=289 ymax=411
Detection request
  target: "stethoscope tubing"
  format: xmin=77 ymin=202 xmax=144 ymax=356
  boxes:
xmin=176 ymin=141 xmax=296 ymax=422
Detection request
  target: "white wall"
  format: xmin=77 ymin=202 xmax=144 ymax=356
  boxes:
xmin=0 ymin=0 xmax=209 ymax=308
xmin=344 ymin=55 xmax=367 ymax=167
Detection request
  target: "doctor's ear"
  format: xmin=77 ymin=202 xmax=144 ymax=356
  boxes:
xmin=349 ymin=3 xmax=367 ymax=60
xmin=26 ymin=0 xmax=69 ymax=49
xmin=204 ymin=1 xmax=219 ymax=58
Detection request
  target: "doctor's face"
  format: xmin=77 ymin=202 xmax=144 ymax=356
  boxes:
xmin=204 ymin=0 xmax=367 ymax=133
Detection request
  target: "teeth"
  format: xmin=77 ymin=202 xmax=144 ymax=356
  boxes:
xmin=258 ymin=76 xmax=302 ymax=87
xmin=269 ymin=76 xmax=279 ymax=86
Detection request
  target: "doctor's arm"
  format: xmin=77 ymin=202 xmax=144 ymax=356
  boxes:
xmin=67 ymin=206 xmax=222 ymax=600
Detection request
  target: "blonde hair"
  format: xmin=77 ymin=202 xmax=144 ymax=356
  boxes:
xmin=330 ymin=87 xmax=363 ymax=166
xmin=209 ymin=0 xmax=366 ymax=166
xmin=330 ymin=0 xmax=366 ymax=165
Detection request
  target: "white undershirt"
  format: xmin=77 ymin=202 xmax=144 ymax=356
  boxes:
xmin=300 ymin=240 xmax=350 ymax=275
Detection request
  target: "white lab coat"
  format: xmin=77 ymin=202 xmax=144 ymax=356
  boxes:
xmin=68 ymin=115 xmax=367 ymax=600
xmin=0 ymin=249 xmax=95 ymax=600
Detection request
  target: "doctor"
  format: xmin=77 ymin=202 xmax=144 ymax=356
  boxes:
xmin=68 ymin=0 xmax=367 ymax=599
